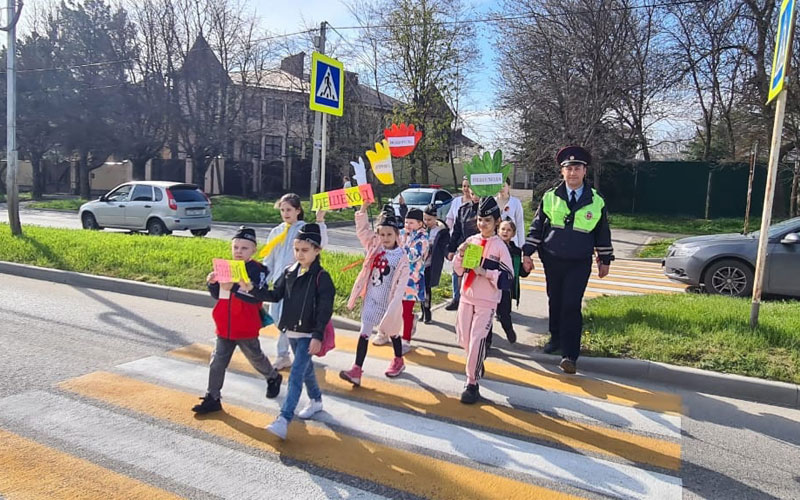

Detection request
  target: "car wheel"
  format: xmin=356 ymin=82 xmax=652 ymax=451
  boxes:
xmin=191 ymin=228 xmax=210 ymax=237
xmin=81 ymin=212 xmax=101 ymax=230
xmin=147 ymin=218 xmax=170 ymax=236
xmin=703 ymin=259 xmax=753 ymax=297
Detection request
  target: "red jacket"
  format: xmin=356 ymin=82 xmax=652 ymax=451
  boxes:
xmin=209 ymin=260 xmax=269 ymax=340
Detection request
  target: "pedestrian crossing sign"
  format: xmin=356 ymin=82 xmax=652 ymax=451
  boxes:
xmin=768 ymin=0 xmax=797 ymax=103
xmin=309 ymin=52 xmax=344 ymax=116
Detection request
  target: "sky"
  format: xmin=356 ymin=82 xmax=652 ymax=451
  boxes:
xmin=251 ymin=0 xmax=504 ymax=150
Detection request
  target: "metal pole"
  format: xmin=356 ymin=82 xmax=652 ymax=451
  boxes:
xmin=744 ymin=141 xmax=758 ymax=234
xmin=5 ymin=0 xmax=21 ymax=235
xmin=320 ymin=113 xmax=327 ymax=192
xmin=309 ymin=21 xmax=326 ymax=196
xmin=750 ymin=90 xmax=789 ymax=329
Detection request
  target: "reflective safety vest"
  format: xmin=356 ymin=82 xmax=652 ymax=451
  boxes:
xmin=542 ymin=189 xmax=605 ymax=233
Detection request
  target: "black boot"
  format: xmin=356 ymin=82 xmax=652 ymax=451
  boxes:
xmin=266 ymin=372 xmax=283 ymax=399
xmin=444 ymin=300 xmax=459 ymax=311
xmin=192 ymin=395 xmax=222 ymax=414
xmin=460 ymin=384 xmax=480 ymax=404
xmin=422 ymin=305 xmax=432 ymax=324
xmin=542 ymin=342 xmax=560 ymax=354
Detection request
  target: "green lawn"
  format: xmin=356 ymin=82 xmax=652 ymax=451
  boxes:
xmin=583 ymin=294 xmax=800 ymax=383
xmin=210 ymin=195 xmax=356 ymax=224
xmin=0 ymin=192 xmax=32 ymax=203
xmin=27 ymin=198 xmax=87 ymax=211
xmin=636 ymin=238 xmax=676 ymax=258
xmin=0 ymin=223 xmax=451 ymax=319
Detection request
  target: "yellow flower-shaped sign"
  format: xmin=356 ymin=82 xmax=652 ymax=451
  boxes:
xmin=365 ymin=139 xmax=394 ymax=184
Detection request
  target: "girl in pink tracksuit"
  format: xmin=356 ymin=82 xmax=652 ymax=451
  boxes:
xmin=453 ymin=196 xmax=513 ymax=404
xmin=340 ymin=200 xmax=411 ymax=384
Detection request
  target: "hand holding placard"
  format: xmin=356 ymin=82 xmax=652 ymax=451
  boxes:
xmin=366 ymin=140 xmax=394 ymax=184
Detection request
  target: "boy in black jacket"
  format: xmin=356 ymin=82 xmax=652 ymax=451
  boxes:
xmin=192 ymin=227 xmax=282 ymax=415
xmin=421 ymin=204 xmax=450 ymax=324
xmin=243 ymin=223 xmax=335 ymax=440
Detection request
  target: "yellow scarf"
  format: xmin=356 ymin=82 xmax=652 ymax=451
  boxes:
xmin=258 ymin=222 xmax=292 ymax=260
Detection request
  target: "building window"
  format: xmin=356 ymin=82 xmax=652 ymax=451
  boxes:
xmin=265 ymin=99 xmax=284 ymax=121
xmin=264 ymin=135 xmax=282 ymax=157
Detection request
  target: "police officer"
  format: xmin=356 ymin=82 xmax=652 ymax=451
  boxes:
xmin=522 ymin=146 xmax=614 ymax=374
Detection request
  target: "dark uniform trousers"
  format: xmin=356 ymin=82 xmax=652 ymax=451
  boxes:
xmin=540 ymin=252 xmax=592 ymax=361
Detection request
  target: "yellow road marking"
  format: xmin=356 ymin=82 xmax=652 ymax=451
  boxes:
xmin=171 ymin=344 xmax=681 ymax=470
xmin=260 ymin=327 xmax=683 ymax=414
xmin=0 ymin=428 xmax=180 ymax=500
xmin=61 ymin=372 xmax=584 ymax=500
xmin=521 ymin=275 xmax=684 ymax=293
xmin=522 ymin=273 xmax=686 ymax=289
xmin=520 ymin=283 xmax=605 ymax=298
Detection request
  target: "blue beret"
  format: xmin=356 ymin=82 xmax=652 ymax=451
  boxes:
xmin=556 ymin=146 xmax=591 ymax=167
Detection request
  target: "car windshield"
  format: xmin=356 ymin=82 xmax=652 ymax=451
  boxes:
xmin=169 ymin=186 xmax=206 ymax=203
xmin=747 ymin=216 xmax=800 ymax=238
xmin=398 ymin=191 xmax=432 ymax=205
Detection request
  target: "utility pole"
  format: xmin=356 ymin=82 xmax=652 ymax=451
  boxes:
xmin=309 ymin=21 xmax=327 ymax=196
xmin=3 ymin=0 xmax=23 ymax=235
xmin=744 ymin=141 xmax=758 ymax=234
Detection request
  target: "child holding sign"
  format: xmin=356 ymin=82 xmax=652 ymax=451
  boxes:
xmin=339 ymin=201 xmax=410 ymax=385
xmin=192 ymin=227 xmax=283 ymax=415
xmin=261 ymin=193 xmax=328 ymax=370
xmin=495 ymin=220 xmax=530 ymax=344
xmin=453 ymin=197 xmax=513 ymax=404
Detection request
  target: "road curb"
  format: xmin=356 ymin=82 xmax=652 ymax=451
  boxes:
xmin=2 ymin=260 xmax=797 ymax=409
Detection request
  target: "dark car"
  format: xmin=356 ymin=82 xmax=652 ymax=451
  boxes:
xmin=663 ymin=216 xmax=800 ymax=297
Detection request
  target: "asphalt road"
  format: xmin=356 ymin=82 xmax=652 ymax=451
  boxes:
xmin=0 ymin=275 xmax=799 ymax=498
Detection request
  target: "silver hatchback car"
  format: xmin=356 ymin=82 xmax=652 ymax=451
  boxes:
xmin=79 ymin=181 xmax=212 ymax=236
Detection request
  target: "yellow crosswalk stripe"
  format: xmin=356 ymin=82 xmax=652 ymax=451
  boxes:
xmin=521 ymin=275 xmax=682 ymax=294
xmin=60 ymin=372 xmax=584 ymax=500
xmin=170 ymin=344 xmax=681 ymax=470
xmin=0 ymin=428 xmax=180 ymax=500
xmin=260 ymin=326 xmax=684 ymax=414
xmin=522 ymin=273 xmax=687 ymax=289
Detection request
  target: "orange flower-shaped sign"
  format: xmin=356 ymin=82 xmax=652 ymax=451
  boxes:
xmin=383 ymin=123 xmax=423 ymax=158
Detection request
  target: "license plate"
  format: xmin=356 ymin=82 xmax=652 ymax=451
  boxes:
xmin=187 ymin=208 xmax=204 ymax=216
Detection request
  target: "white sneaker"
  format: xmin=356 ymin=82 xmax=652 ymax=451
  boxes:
xmin=372 ymin=332 xmax=390 ymax=346
xmin=401 ymin=339 xmax=412 ymax=355
xmin=266 ymin=416 xmax=288 ymax=440
xmin=273 ymin=355 xmax=292 ymax=370
xmin=297 ymin=399 xmax=323 ymax=419
xmin=411 ymin=315 xmax=418 ymax=338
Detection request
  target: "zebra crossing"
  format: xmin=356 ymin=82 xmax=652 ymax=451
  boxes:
xmin=521 ymin=257 xmax=687 ymax=297
xmin=0 ymin=326 xmax=684 ymax=499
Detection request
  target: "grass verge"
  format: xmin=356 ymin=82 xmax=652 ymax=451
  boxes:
xmin=583 ymin=294 xmax=800 ymax=383
xmin=27 ymin=198 xmax=87 ymax=211
xmin=0 ymin=223 xmax=451 ymax=319
xmin=636 ymin=238 xmax=676 ymax=258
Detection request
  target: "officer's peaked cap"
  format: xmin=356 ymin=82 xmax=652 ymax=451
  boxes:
xmin=556 ymin=145 xmax=591 ymax=167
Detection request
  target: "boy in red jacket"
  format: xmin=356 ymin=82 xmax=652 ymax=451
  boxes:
xmin=192 ymin=227 xmax=283 ymax=414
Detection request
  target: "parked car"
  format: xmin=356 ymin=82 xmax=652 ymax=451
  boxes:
xmin=79 ymin=181 xmax=212 ymax=236
xmin=663 ymin=216 xmax=800 ymax=297
xmin=391 ymin=184 xmax=454 ymax=220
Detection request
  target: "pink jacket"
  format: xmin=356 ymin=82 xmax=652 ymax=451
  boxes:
xmin=453 ymin=234 xmax=513 ymax=310
xmin=347 ymin=211 xmax=409 ymax=336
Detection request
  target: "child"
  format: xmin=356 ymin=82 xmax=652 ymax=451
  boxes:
xmin=453 ymin=197 xmax=513 ymax=404
xmin=421 ymin=203 xmax=450 ymax=324
xmin=192 ymin=227 xmax=283 ymax=415
xmin=496 ymin=220 xmax=530 ymax=344
xmin=398 ymin=208 xmax=429 ymax=353
xmin=340 ymin=201 xmax=410 ymax=384
xmin=261 ymin=193 xmax=328 ymax=370
xmin=245 ymin=223 xmax=335 ymax=440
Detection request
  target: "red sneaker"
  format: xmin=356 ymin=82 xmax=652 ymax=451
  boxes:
xmin=385 ymin=356 xmax=405 ymax=378
xmin=339 ymin=365 xmax=363 ymax=386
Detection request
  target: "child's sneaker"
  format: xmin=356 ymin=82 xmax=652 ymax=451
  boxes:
xmin=401 ymin=339 xmax=413 ymax=355
xmin=266 ymin=372 xmax=282 ymax=399
xmin=339 ymin=365 xmax=363 ymax=386
xmin=273 ymin=355 xmax=292 ymax=370
xmin=191 ymin=395 xmax=222 ymax=414
xmin=411 ymin=315 xmax=418 ymax=337
xmin=372 ymin=332 xmax=390 ymax=346
xmin=460 ymin=384 xmax=480 ymax=404
xmin=266 ymin=416 xmax=289 ymax=439
xmin=297 ymin=399 xmax=324 ymax=419
xmin=385 ymin=356 xmax=405 ymax=378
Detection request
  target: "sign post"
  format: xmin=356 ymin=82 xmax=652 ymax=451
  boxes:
xmin=751 ymin=0 xmax=797 ymax=328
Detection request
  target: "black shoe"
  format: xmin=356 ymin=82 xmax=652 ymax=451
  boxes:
xmin=422 ymin=306 xmax=432 ymax=324
xmin=506 ymin=328 xmax=517 ymax=344
xmin=192 ymin=395 xmax=222 ymax=414
xmin=559 ymin=357 xmax=577 ymax=374
xmin=542 ymin=342 xmax=559 ymax=354
xmin=444 ymin=300 xmax=459 ymax=311
xmin=266 ymin=372 xmax=283 ymax=399
xmin=460 ymin=384 xmax=480 ymax=404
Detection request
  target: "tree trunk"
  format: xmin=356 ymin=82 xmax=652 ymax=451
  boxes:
xmin=30 ymin=152 xmax=45 ymax=200
xmin=790 ymin=161 xmax=799 ymax=217
xmin=79 ymin=149 xmax=91 ymax=200
xmin=131 ymin=158 xmax=147 ymax=180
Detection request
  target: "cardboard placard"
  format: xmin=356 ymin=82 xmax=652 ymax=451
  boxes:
xmin=312 ymin=184 xmax=375 ymax=211
xmin=461 ymin=243 xmax=484 ymax=269
xmin=384 ymin=123 xmax=423 ymax=158
xmin=213 ymin=258 xmax=250 ymax=283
